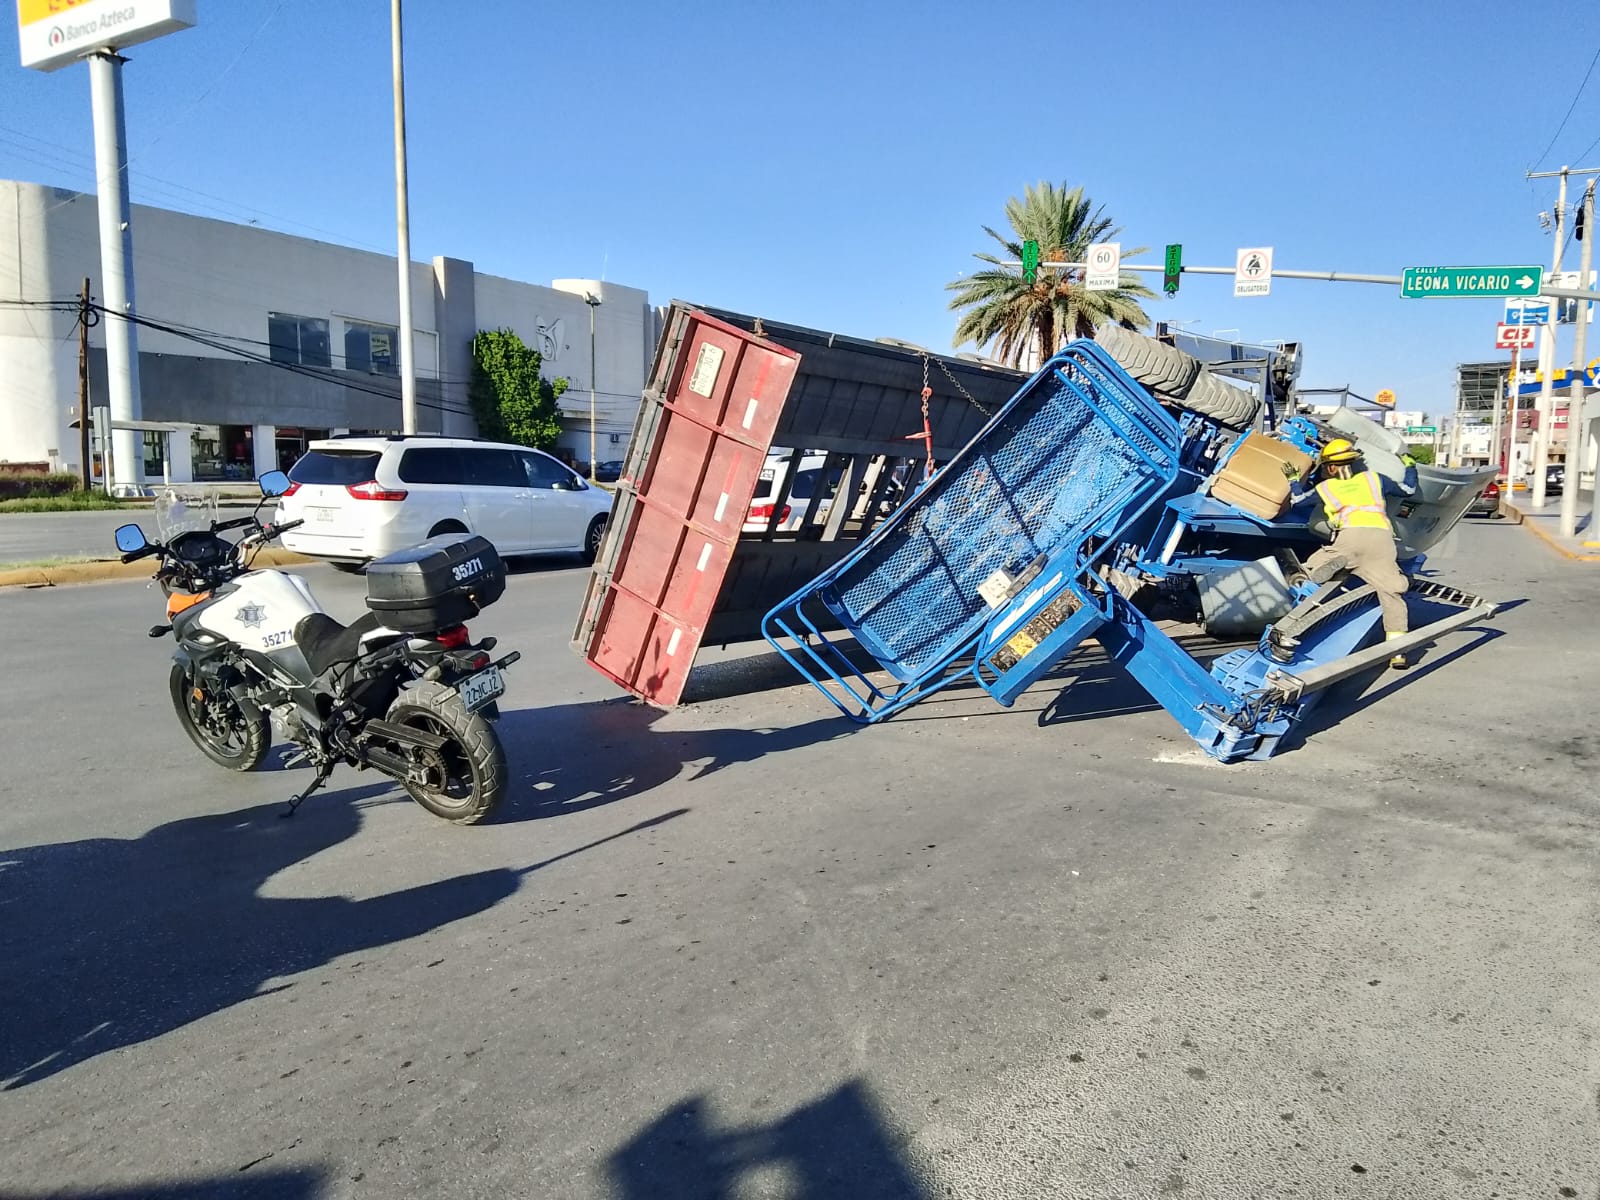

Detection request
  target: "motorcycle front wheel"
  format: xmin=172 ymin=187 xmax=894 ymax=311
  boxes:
xmin=385 ymin=681 xmax=506 ymax=825
xmin=169 ymin=662 xmax=270 ymax=771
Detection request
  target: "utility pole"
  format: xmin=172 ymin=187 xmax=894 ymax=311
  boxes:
xmin=391 ymin=0 xmax=417 ymax=435
xmin=1530 ymin=168 xmax=1569 ymax=507
xmin=77 ymin=277 xmax=91 ymax=490
xmin=1560 ymin=178 xmax=1596 ymax=539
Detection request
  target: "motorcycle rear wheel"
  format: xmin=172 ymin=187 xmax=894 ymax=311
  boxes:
xmin=169 ymin=662 xmax=270 ymax=771
xmin=385 ymin=681 xmax=506 ymax=825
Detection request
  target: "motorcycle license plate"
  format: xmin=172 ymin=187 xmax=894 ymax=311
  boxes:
xmin=458 ymin=666 xmax=504 ymax=712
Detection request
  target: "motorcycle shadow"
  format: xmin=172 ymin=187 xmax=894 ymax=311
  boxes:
xmin=0 ymin=782 xmax=519 ymax=1091
xmin=492 ymin=699 xmax=852 ymax=824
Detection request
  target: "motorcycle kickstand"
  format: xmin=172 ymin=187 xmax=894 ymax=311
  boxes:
xmin=281 ymin=763 xmax=333 ymax=819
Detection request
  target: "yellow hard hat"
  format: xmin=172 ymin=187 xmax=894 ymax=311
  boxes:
xmin=1319 ymin=438 xmax=1361 ymax=465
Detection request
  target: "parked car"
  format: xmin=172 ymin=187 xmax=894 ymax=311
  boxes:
xmin=744 ymin=451 xmax=842 ymax=533
xmin=274 ymin=435 xmax=612 ymax=568
xmin=1546 ymin=463 xmax=1564 ymax=497
xmin=1467 ymin=478 xmax=1504 ymax=518
xmin=594 ymin=460 xmax=624 ymax=483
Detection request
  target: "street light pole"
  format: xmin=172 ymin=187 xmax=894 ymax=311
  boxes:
xmin=391 ymin=0 xmax=417 ymax=435
xmin=585 ymin=293 xmax=601 ymax=481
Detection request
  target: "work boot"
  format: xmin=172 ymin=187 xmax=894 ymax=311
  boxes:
xmin=1387 ymin=632 xmax=1409 ymax=670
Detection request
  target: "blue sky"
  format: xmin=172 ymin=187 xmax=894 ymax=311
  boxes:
xmin=3 ymin=0 xmax=1599 ymax=419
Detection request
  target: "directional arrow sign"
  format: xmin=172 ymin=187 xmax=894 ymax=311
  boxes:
xmin=1400 ymin=265 xmax=1542 ymax=299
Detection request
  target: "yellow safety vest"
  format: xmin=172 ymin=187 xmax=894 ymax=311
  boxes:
xmin=1316 ymin=470 xmax=1391 ymax=533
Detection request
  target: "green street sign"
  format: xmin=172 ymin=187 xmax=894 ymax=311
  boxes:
xmin=1405 ymin=425 xmax=1437 ymax=435
xmin=1400 ymin=265 xmax=1541 ymax=299
xmin=1022 ymin=239 xmax=1040 ymax=284
xmin=1163 ymin=243 xmax=1182 ymax=296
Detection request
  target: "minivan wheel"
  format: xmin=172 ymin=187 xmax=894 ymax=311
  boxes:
xmin=428 ymin=520 xmax=468 ymax=538
xmin=331 ymin=561 xmax=365 ymax=575
xmin=581 ymin=516 xmax=607 ymax=565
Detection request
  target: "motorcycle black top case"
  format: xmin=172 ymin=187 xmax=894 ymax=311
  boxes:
xmin=364 ymin=534 xmax=506 ymax=633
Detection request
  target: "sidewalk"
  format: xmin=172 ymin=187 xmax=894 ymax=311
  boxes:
xmin=1504 ymin=492 xmax=1600 ymax=561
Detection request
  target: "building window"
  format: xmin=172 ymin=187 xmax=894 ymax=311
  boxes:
xmin=141 ymin=431 xmax=166 ymax=477
xmin=192 ymin=424 xmax=256 ymax=481
xmin=268 ymin=312 xmax=331 ymax=367
xmin=344 ymin=321 xmax=400 ymax=375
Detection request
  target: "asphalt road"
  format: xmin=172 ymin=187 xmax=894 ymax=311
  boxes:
xmin=1 ymin=520 xmax=1596 ymax=1199
xmin=0 ymin=501 xmax=264 ymax=565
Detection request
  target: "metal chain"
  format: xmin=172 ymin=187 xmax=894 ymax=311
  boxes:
xmin=924 ymin=352 xmax=993 ymax=417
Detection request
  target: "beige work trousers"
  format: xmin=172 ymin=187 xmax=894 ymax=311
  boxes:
xmin=1303 ymin=526 xmax=1409 ymax=634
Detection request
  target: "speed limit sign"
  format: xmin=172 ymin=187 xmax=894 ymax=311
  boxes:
xmin=1085 ymin=242 xmax=1120 ymax=292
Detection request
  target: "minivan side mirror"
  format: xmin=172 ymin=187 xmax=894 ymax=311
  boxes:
xmin=258 ymin=470 xmax=291 ymax=498
xmin=114 ymin=524 xmax=147 ymax=553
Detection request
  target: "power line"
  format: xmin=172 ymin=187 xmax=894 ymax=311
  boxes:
xmin=1530 ymin=48 xmax=1600 ymax=169
xmin=128 ymin=2 xmax=287 ymax=166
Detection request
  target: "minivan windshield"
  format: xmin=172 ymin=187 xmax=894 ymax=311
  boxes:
xmin=288 ymin=449 xmax=382 ymax=486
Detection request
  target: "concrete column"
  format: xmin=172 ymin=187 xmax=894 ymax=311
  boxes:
xmin=432 ymin=256 xmax=477 ymax=438
xmin=166 ymin=428 xmax=194 ymax=484
xmin=252 ymin=424 xmax=276 ymax=479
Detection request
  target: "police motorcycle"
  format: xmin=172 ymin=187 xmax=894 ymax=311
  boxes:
xmin=114 ymin=472 xmax=518 ymax=824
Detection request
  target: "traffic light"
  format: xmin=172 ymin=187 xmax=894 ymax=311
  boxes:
xmin=1022 ymin=240 xmax=1040 ymax=284
xmin=1163 ymin=243 xmax=1182 ymax=295
xmin=1576 ymin=203 xmax=1585 ymax=242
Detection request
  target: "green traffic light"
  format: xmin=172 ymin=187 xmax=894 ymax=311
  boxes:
xmin=1022 ymin=239 xmax=1040 ymax=284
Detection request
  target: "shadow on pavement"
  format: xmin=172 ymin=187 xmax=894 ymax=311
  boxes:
xmin=1276 ymin=616 xmax=1506 ymax=756
xmin=494 ymin=700 xmax=851 ymax=823
xmin=0 ymin=783 xmax=521 ymax=1090
xmin=8 ymin=1165 xmax=325 ymax=1199
xmin=608 ymin=1079 xmax=930 ymax=1199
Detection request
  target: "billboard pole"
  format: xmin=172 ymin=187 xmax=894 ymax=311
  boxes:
xmin=88 ymin=49 xmax=145 ymax=495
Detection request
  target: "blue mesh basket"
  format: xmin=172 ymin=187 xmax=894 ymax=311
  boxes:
xmin=763 ymin=340 xmax=1182 ymax=719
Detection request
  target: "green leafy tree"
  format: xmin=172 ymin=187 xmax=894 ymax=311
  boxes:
xmin=946 ymin=181 xmax=1155 ymax=368
xmin=468 ymin=328 xmax=569 ymax=449
xmin=1406 ymin=443 xmax=1435 ymax=465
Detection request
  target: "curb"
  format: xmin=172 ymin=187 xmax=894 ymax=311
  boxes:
xmin=0 ymin=548 xmax=318 ymax=590
xmin=1503 ymin=502 xmax=1600 ymax=562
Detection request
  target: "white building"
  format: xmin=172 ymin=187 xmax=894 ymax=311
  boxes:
xmin=0 ymin=179 xmax=659 ymax=483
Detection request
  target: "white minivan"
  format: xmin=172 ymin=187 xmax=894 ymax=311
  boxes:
xmin=275 ymin=436 xmax=613 ymax=569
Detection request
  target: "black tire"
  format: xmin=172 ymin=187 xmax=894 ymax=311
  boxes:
xmin=331 ymin=561 xmax=366 ymax=575
xmin=581 ymin=515 xmax=607 ymax=565
xmin=1093 ymin=324 xmax=1200 ymax=395
xmin=428 ymin=520 xmax=468 ymax=538
xmin=385 ymin=681 xmax=505 ymax=824
xmin=1093 ymin=325 xmax=1263 ymax=430
xmin=1177 ymin=367 xmax=1262 ymax=430
xmin=168 ymin=661 xmax=269 ymax=771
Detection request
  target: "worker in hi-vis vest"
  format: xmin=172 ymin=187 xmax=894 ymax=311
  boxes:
xmin=1301 ymin=438 xmax=1419 ymax=669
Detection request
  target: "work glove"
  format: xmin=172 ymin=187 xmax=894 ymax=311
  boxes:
xmin=1280 ymin=460 xmax=1301 ymax=479
xmin=1401 ymin=454 xmax=1417 ymax=467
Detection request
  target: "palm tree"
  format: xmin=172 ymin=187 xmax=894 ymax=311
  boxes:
xmin=946 ymin=181 xmax=1155 ymax=368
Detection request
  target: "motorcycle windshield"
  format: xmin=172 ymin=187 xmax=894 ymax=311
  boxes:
xmin=154 ymin=488 xmax=219 ymax=542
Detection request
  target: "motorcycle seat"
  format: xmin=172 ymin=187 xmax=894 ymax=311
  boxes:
xmin=295 ymin=611 xmax=383 ymax=676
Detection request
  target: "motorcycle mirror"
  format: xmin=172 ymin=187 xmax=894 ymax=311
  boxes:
xmin=258 ymin=470 xmax=291 ymax=498
xmin=114 ymin=523 xmax=147 ymax=553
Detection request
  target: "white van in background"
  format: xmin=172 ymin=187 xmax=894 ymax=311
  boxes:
xmin=744 ymin=450 xmax=842 ymax=534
